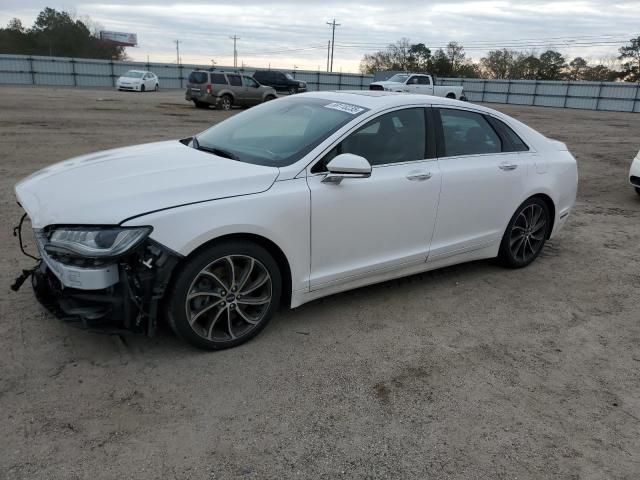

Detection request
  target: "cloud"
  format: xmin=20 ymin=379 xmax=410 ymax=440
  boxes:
xmin=1 ymin=1 xmax=638 ymax=71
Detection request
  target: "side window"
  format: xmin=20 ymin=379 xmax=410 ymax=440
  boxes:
xmin=487 ymin=116 xmax=529 ymax=152
xmin=315 ymin=108 xmax=426 ymax=171
xmin=243 ymin=76 xmax=259 ymax=88
xmin=407 ymin=76 xmax=420 ymax=85
xmin=210 ymin=73 xmax=227 ymax=84
xmin=227 ymin=74 xmax=242 ymax=87
xmin=438 ymin=109 xmax=502 ymax=157
xmin=417 ymin=76 xmax=431 ymax=85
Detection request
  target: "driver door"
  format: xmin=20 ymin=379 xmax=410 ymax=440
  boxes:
xmin=307 ymin=107 xmax=441 ymax=290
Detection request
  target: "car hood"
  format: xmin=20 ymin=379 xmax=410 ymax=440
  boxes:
xmin=370 ymin=81 xmax=402 ymax=87
xmin=16 ymin=140 xmax=279 ymax=228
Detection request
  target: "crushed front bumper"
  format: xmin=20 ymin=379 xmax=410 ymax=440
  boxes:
xmin=15 ymin=223 xmax=182 ymax=335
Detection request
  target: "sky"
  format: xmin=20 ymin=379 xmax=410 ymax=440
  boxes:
xmin=1 ymin=1 xmax=639 ymax=72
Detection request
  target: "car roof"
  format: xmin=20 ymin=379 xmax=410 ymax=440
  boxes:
xmin=297 ymin=90 xmax=475 ymax=110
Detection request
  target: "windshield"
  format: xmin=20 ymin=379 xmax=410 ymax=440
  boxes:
xmin=388 ymin=74 xmax=409 ymax=83
xmin=195 ymin=97 xmax=369 ymax=167
xmin=123 ymin=70 xmax=145 ymax=78
xmin=285 ymin=73 xmax=295 ymax=80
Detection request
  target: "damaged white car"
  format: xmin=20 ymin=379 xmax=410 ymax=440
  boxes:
xmin=13 ymin=92 xmax=577 ymax=350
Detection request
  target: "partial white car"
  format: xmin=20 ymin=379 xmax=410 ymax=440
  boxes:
xmin=13 ymin=92 xmax=577 ymax=350
xmin=630 ymin=150 xmax=640 ymax=195
xmin=116 ymin=70 xmax=159 ymax=92
xmin=370 ymin=73 xmax=466 ymax=100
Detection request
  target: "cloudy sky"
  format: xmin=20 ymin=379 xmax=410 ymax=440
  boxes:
xmin=1 ymin=1 xmax=638 ymax=72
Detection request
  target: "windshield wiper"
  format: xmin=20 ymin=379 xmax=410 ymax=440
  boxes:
xmin=191 ymin=136 xmax=239 ymax=161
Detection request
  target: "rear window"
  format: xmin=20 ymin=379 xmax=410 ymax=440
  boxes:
xmin=227 ymin=75 xmax=242 ymax=86
xmin=488 ymin=117 xmax=529 ymax=152
xmin=210 ymin=73 xmax=227 ymax=85
xmin=188 ymin=71 xmax=208 ymax=84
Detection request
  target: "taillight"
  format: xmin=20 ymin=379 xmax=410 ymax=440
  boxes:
xmin=206 ymin=84 xmax=213 ymax=94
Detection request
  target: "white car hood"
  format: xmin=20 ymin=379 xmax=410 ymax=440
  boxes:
xmin=15 ymin=140 xmax=279 ymax=228
xmin=370 ymin=81 xmax=403 ymax=88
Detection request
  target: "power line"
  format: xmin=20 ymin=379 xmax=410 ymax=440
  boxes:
xmin=326 ymin=19 xmax=341 ymax=72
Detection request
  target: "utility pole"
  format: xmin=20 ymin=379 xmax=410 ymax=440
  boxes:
xmin=174 ymin=40 xmax=181 ymax=65
xmin=326 ymin=19 xmax=340 ymax=72
xmin=230 ymin=35 xmax=240 ymax=68
xmin=326 ymin=40 xmax=330 ymax=72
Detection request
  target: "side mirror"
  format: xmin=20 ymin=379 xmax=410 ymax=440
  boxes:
xmin=322 ymin=154 xmax=372 ymax=184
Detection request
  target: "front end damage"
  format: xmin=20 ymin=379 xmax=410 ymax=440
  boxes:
xmin=13 ymin=215 xmax=181 ymax=336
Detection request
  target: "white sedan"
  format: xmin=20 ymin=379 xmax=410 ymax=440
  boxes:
xmin=14 ymin=92 xmax=578 ymax=350
xmin=630 ymin=150 xmax=640 ymax=195
xmin=116 ymin=70 xmax=159 ymax=92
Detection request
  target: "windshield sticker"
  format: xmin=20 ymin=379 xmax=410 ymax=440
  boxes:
xmin=324 ymin=102 xmax=365 ymax=115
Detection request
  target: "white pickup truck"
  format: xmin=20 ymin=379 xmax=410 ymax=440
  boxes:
xmin=369 ymin=73 xmax=466 ymax=100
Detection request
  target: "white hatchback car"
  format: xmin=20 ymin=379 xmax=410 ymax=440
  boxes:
xmin=14 ymin=92 xmax=577 ymax=350
xmin=630 ymin=150 xmax=640 ymax=195
xmin=116 ymin=70 xmax=159 ymax=92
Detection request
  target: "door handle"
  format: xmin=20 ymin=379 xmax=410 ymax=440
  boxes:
xmin=406 ymin=172 xmax=433 ymax=181
xmin=499 ymin=162 xmax=518 ymax=171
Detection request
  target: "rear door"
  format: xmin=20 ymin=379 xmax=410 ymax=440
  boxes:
xmin=428 ymin=106 xmax=529 ymax=260
xmin=226 ymin=74 xmax=246 ymax=105
xmin=187 ymin=71 xmax=208 ymax=99
xmin=242 ymin=76 xmax=262 ymax=104
xmin=406 ymin=75 xmax=432 ymax=94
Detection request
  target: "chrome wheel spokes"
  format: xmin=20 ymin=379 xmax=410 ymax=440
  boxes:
xmin=509 ymin=204 xmax=546 ymax=262
xmin=185 ymin=255 xmax=272 ymax=342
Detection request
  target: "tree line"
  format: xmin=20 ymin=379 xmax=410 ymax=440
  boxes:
xmin=360 ymin=37 xmax=640 ymax=82
xmin=0 ymin=8 xmax=127 ymax=60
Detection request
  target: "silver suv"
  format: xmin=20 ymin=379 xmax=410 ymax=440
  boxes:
xmin=185 ymin=70 xmax=277 ymax=110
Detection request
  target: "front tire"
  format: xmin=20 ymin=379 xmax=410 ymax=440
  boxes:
xmin=155 ymin=83 xmax=159 ymax=91
xmin=167 ymin=241 xmax=281 ymax=350
xmin=288 ymin=86 xmax=298 ymax=95
xmin=141 ymin=84 xmax=146 ymax=92
xmin=498 ymin=197 xmax=550 ymax=268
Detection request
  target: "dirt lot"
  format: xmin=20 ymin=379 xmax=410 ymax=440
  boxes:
xmin=1 ymin=86 xmax=639 ymax=479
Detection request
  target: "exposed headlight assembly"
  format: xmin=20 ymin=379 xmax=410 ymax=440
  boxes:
xmin=45 ymin=227 xmax=152 ymax=259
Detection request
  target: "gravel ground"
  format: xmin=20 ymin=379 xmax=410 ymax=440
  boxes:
xmin=1 ymin=86 xmax=639 ymax=480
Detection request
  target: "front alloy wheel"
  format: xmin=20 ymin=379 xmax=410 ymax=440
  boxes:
xmin=499 ymin=198 xmax=549 ymax=268
xmin=167 ymin=242 xmax=281 ymax=350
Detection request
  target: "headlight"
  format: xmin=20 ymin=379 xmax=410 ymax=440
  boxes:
xmin=298 ymin=82 xmax=304 ymax=87
xmin=46 ymin=227 xmax=152 ymax=258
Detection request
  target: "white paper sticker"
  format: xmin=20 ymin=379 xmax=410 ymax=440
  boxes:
xmin=324 ymin=102 xmax=365 ymax=115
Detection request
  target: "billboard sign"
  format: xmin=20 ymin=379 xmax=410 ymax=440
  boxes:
xmin=99 ymin=31 xmax=138 ymax=47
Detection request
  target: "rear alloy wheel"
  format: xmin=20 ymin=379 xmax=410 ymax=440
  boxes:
xmin=220 ymin=95 xmax=233 ymax=110
xmin=288 ymin=86 xmax=298 ymax=95
xmin=167 ymin=242 xmax=281 ymax=350
xmin=499 ymin=198 xmax=550 ymax=268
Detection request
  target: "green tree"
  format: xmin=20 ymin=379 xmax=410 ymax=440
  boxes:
xmin=538 ymin=50 xmax=566 ymax=80
xmin=618 ymin=36 xmax=640 ymax=81
xmin=0 ymin=8 xmax=126 ymax=59
xmin=480 ymin=49 xmax=516 ymax=79
xmin=568 ymin=57 xmax=588 ymax=80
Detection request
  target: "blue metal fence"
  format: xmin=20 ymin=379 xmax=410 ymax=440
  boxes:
xmin=1 ymin=54 xmax=639 ymax=113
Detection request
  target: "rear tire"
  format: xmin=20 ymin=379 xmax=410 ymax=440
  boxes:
xmin=263 ymin=95 xmax=276 ymax=102
xmin=446 ymin=92 xmax=456 ymax=99
xmin=220 ymin=95 xmax=233 ymax=110
xmin=167 ymin=241 xmax=281 ymax=350
xmin=498 ymin=197 xmax=550 ymax=268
